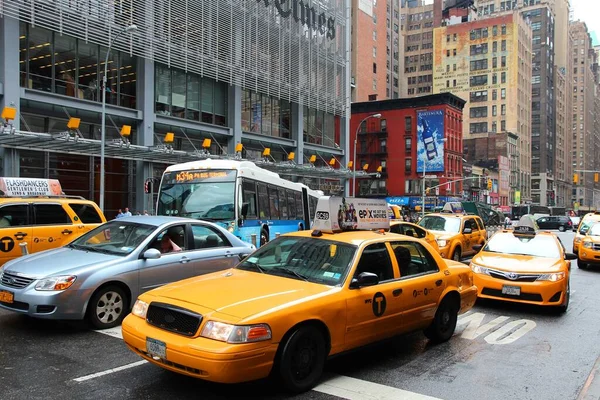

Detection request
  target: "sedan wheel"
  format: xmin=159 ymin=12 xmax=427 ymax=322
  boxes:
xmin=558 ymin=226 xmax=565 ymax=232
xmin=87 ymin=285 xmax=128 ymax=329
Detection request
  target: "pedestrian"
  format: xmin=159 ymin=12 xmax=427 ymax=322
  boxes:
xmin=504 ymin=215 xmax=511 ymax=229
xmin=115 ymin=209 xmax=124 ymax=219
xmin=143 ymin=210 xmax=149 ymax=216
xmin=123 ymin=207 xmax=132 ymax=217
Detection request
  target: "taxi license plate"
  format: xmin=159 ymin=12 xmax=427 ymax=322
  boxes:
xmin=0 ymin=290 xmax=14 ymax=303
xmin=502 ymin=285 xmax=521 ymax=296
xmin=146 ymin=337 xmax=166 ymax=359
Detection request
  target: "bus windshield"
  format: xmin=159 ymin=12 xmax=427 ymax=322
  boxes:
xmin=157 ymin=169 xmax=237 ymax=221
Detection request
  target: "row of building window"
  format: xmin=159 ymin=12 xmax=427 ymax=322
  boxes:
xmin=469 ymin=120 xmax=506 ymax=134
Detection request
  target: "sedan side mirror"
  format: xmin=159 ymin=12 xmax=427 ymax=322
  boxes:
xmin=565 ymin=252 xmax=577 ymax=261
xmin=463 ymin=227 xmax=472 ymax=234
xmin=350 ymin=272 xmax=379 ymax=289
xmin=142 ymin=248 xmax=161 ymax=259
xmin=472 ymin=244 xmax=483 ymax=252
xmin=238 ymin=253 xmax=251 ymax=262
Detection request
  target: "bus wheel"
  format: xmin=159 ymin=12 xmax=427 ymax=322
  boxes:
xmin=260 ymin=229 xmax=269 ymax=246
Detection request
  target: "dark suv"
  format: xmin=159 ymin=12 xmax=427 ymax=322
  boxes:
xmin=535 ymin=216 xmax=573 ymax=231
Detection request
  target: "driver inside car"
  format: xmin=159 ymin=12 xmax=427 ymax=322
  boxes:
xmin=160 ymin=233 xmax=182 ymax=254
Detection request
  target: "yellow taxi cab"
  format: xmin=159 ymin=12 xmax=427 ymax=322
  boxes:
xmin=417 ymin=209 xmax=487 ymax=261
xmin=122 ymin=197 xmax=477 ymax=392
xmin=575 ymin=221 xmax=600 ymax=269
xmin=0 ymin=177 xmax=106 ymax=265
xmin=387 ymin=204 xmax=402 ymax=220
xmin=572 ymin=212 xmax=600 ymax=256
xmin=470 ymin=215 xmax=576 ymax=313
xmin=390 ymin=220 xmax=440 ymax=253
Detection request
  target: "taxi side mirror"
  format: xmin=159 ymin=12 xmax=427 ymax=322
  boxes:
xmin=472 ymin=244 xmax=483 ymax=252
xmin=142 ymin=248 xmax=161 ymax=260
xmin=463 ymin=227 xmax=472 ymax=234
xmin=350 ymin=272 xmax=379 ymax=289
xmin=564 ymin=252 xmax=577 ymax=261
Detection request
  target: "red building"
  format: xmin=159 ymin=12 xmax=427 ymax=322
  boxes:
xmin=350 ymin=93 xmax=465 ymax=203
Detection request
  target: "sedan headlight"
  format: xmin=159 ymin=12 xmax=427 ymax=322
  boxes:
xmin=537 ymin=272 xmax=565 ymax=282
xmin=201 ymin=321 xmax=272 ymax=343
xmin=470 ymin=263 xmax=490 ymax=275
xmin=436 ymin=239 xmax=448 ymax=247
xmin=583 ymin=241 xmax=593 ymax=249
xmin=35 ymin=275 xmax=77 ymax=291
xmin=132 ymin=299 xmax=149 ymax=319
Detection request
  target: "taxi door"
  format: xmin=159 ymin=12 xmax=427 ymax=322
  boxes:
xmin=0 ymin=203 xmax=33 ymax=265
xmin=344 ymin=242 xmax=403 ymax=350
xmin=391 ymin=241 xmax=446 ymax=332
xmin=31 ymin=203 xmax=76 ymax=253
xmin=461 ymin=218 xmax=477 ymax=257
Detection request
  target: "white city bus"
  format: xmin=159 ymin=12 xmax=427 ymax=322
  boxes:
xmin=156 ymin=159 xmax=323 ymax=246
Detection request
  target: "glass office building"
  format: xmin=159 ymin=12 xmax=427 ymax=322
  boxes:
xmin=0 ymin=0 xmax=349 ymax=218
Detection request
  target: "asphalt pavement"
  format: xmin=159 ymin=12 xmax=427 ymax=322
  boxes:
xmin=1 ymin=230 xmax=599 ymax=400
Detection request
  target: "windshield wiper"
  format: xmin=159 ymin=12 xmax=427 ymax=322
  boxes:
xmin=179 ymin=210 xmax=205 ymax=216
xmin=240 ymin=260 xmax=265 ymax=273
xmin=86 ymin=247 xmax=118 ymax=255
xmin=272 ymin=267 xmax=310 ymax=282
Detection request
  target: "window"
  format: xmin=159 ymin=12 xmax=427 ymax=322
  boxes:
xmin=470 ymin=122 xmax=488 ymax=133
xmin=353 ymin=243 xmax=394 ymax=282
xmin=501 ymin=24 xmax=506 ymax=35
xmin=470 ymin=75 xmax=488 ymax=87
xmin=492 ymin=105 xmax=497 ymax=116
xmin=501 ymin=72 xmax=506 ymax=84
xmin=501 ymin=40 xmax=506 ymax=51
xmin=373 ymin=63 xmax=377 ymax=73
xmin=191 ymin=224 xmax=230 ymax=249
xmin=33 ymin=204 xmax=71 ymax=225
xmin=242 ymin=180 xmax=258 ymax=219
xmin=470 ymin=107 xmax=488 ymax=118
xmin=470 ymin=59 xmax=488 ymax=71
xmin=373 ymin=47 xmax=377 ymax=57
xmin=381 ymin=119 xmax=387 ymax=131
xmin=268 ymin=186 xmax=280 ymax=219
xmin=493 ymin=41 xmax=498 ymax=52
xmin=492 ymin=90 xmax=497 ymax=100
xmin=501 ymin=88 xmax=506 ymax=99
xmin=501 ymin=56 xmax=506 ymax=68
xmin=257 ymin=183 xmax=270 ymax=219
xmin=405 ymin=158 xmax=412 ymax=174
xmin=470 ymin=90 xmax=488 ymax=102
xmin=470 ymin=43 xmax=488 ymax=55
xmin=405 ymin=116 xmax=412 ymax=131
xmin=391 ymin=242 xmax=439 ymax=277
xmin=405 ymin=137 xmax=412 ymax=152
xmin=0 ymin=205 xmax=29 ymax=226
xmin=69 ymin=203 xmax=103 ymax=224
xmin=501 ymin=104 xmax=506 ymax=115
xmin=501 ymin=120 xmax=506 ymax=131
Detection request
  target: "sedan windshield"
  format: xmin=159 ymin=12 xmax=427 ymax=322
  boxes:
xmin=483 ymin=232 xmax=560 ymax=258
xmin=418 ymin=215 xmax=461 ymax=233
xmin=69 ymin=221 xmax=156 ymax=256
xmin=237 ymin=237 xmax=356 ymax=285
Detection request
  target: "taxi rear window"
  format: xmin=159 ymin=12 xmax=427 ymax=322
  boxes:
xmin=69 ymin=203 xmax=103 ymax=223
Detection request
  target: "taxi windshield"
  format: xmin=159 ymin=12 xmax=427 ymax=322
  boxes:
xmin=418 ymin=215 xmax=461 ymax=233
xmin=588 ymin=223 xmax=600 ymax=236
xmin=236 ymin=236 xmax=356 ymax=285
xmin=483 ymin=232 xmax=560 ymax=258
xmin=579 ymin=220 xmax=598 ymax=234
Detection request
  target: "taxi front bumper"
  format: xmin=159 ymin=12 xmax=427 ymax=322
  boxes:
xmin=578 ymin=247 xmax=600 ymax=265
xmin=122 ymin=314 xmax=279 ymax=384
xmin=473 ymin=275 xmax=567 ymax=306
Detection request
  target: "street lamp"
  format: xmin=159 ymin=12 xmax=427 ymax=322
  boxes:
xmin=352 ymin=113 xmax=381 ymax=196
xmin=100 ymin=23 xmax=137 ymax=212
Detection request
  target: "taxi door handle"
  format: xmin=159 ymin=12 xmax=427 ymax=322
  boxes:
xmin=14 ymin=232 xmax=27 ymax=239
xmin=179 ymin=256 xmax=190 ymax=264
xmin=62 ymin=229 xmax=73 ymax=235
xmin=435 ymin=280 xmax=443 ymax=287
xmin=393 ymin=289 xmax=402 ymax=297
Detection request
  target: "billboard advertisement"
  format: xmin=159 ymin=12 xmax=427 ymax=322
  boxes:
xmin=417 ymin=110 xmax=445 ymax=173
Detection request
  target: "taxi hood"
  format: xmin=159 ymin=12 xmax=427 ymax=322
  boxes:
xmin=152 ymin=270 xmax=336 ymax=320
xmin=430 ymin=231 xmax=460 ymax=241
xmin=473 ymin=253 xmax=565 ymax=273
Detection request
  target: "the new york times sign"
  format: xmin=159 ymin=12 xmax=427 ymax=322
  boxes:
xmin=257 ymin=0 xmax=336 ymax=40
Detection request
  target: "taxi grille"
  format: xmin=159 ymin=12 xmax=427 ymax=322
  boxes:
xmin=146 ymin=302 xmax=202 ymax=337
xmin=593 ymin=244 xmax=600 ymax=251
xmin=1 ymin=272 xmax=35 ymax=289
xmin=488 ymin=269 xmax=540 ymax=283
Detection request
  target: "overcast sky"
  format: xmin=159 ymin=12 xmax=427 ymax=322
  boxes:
xmin=571 ymin=0 xmax=600 ymax=44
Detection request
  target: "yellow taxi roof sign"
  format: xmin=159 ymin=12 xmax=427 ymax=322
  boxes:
xmin=0 ymin=177 xmax=64 ymax=197
xmin=513 ymin=214 xmax=538 ymax=236
xmin=313 ymin=196 xmax=390 ymax=234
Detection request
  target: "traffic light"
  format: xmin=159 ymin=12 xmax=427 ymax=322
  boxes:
xmin=574 ymin=173 xmax=579 ymax=184
xmin=487 ymin=179 xmax=492 ymax=190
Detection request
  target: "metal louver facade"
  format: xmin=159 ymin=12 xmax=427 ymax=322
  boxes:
xmin=0 ymin=0 xmax=349 ymax=116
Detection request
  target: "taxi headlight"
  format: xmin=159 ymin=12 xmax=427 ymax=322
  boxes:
xmin=470 ymin=263 xmax=490 ymax=275
xmin=574 ymin=237 xmax=582 ymax=244
xmin=436 ymin=239 xmax=448 ymax=247
xmin=132 ymin=299 xmax=149 ymax=319
xmin=583 ymin=241 xmax=593 ymax=249
xmin=201 ymin=321 xmax=272 ymax=343
xmin=537 ymin=272 xmax=565 ymax=282
xmin=34 ymin=275 xmax=76 ymax=291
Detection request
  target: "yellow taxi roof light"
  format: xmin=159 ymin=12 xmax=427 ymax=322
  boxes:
xmin=312 ymin=196 xmax=390 ymax=234
xmin=513 ymin=214 xmax=538 ymax=236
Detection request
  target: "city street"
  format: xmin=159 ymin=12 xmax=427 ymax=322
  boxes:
xmin=1 ymin=231 xmax=599 ymax=400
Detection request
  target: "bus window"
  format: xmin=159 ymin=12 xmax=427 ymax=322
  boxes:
xmin=295 ymin=192 xmax=304 ymax=220
xmin=257 ymin=183 xmax=270 ymax=219
xmin=242 ymin=179 xmax=257 ymax=219
xmin=268 ymin=186 xmax=280 ymax=219
xmin=278 ymin=188 xmax=288 ymax=219
xmin=309 ymin=196 xmax=317 ymax=219
xmin=287 ymin=190 xmax=297 ymax=221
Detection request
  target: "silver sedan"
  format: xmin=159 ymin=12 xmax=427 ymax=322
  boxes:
xmin=0 ymin=216 xmax=255 ymax=329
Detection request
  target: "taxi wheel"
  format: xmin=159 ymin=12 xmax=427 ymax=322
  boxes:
xmin=260 ymin=229 xmax=269 ymax=247
xmin=452 ymin=247 xmax=461 ymax=262
xmin=86 ymin=285 xmax=128 ymax=330
xmin=556 ymin=280 xmax=570 ymax=314
xmin=577 ymin=258 xmax=587 ymax=269
xmin=424 ymin=298 xmax=458 ymax=343
xmin=278 ymin=325 xmax=326 ymax=393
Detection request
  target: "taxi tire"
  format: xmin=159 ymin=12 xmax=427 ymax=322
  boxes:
xmin=86 ymin=285 xmax=128 ymax=330
xmin=277 ymin=325 xmax=326 ymax=393
xmin=424 ymin=297 xmax=458 ymax=343
xmin=577 ymin=258 xmax=587 ymax=269
xmin=556 ymin=280 xmax=570 ymax=314
xmin=452 ymin=247 xmax=461 ymax=262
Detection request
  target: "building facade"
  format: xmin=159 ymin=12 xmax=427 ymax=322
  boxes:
xmin=432 ymin=12 xmax=533 ymax=204
xmin=0 ymin=0 xmax=350 ymax=218
xmin=350 ymin=93 xmax=465 ymax=210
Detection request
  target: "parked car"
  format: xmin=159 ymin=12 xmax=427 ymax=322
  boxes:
xmin=535 ymin=215 xmax=573 ymax=232
xmin=0 ymin=216 xmax=255 ymax=329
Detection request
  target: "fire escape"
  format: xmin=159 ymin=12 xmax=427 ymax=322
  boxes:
xmin=357 ymin=118 xmax=387 ymax=196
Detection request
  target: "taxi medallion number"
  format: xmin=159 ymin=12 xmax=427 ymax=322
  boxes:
xmin=146 ymin=337 xmax=166 ymax=359
xmin=0 ymin=290 xmax=14 ymax=303
xmin=502 ymin=285 xmax=521 ymax=296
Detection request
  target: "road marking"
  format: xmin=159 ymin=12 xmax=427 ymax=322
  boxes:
xmin=73 ymin=360 xmax=148 ymax=382
xmin=578 ymin=353 xmax=600 ymax=400
xmin=456 ymin=312 xmax=536 ymax=344
xmin=95 ymin=326 xmax=123 ymax=340
xmin=314 ymin=374 xmax=442 ymax=400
